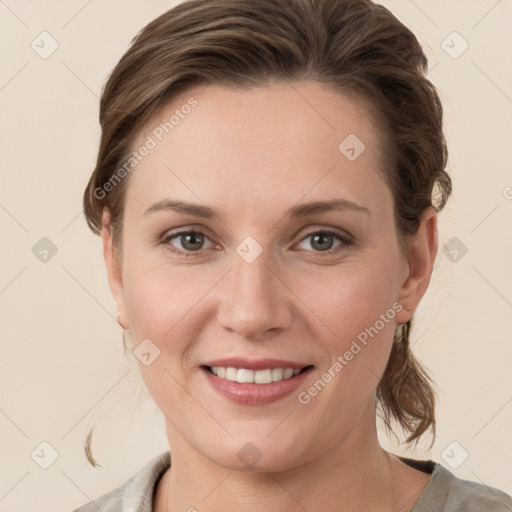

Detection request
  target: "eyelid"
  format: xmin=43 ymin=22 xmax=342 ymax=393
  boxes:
xmin=161 ymin=229 xmax=218 ymax=250
xmin=160 ymin=225 xmax=354 ymax=259
xmin=293 ymin=228 xmax=353 ymax=252
xmin=160 ymin=223 xmax=219 ymax=242
xmin=295 ymin=225 xmax=353 ymax=242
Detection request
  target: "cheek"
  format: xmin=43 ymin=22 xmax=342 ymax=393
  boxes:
xmin=293 ymin=259 xmax=399 ymax=386
xmin=122 ymin=254 xmax=205 ymax=338
xmin=294 ymin=271 xmax=399 ymax=417
xmin=122 ymin=263 xmax=203 ymax=410
xmin=295 ymin=259 xmax=399 ymax=337
xmin=122 ymin=243 xmax=401 ymax=343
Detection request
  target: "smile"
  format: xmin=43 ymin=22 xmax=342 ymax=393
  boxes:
xmin=201 ymin=365 xmax=314 ymax=405
xmin=206 ymin=366 xmax=310 ymax=384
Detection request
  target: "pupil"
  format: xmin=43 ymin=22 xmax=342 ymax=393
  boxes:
xmin=183 ymin=233 xmax=203 ymax=250
xmin=312 ymin=233 xmax=332 ymax=251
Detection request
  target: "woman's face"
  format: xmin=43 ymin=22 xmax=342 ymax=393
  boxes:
xmin=103 ymin=81 xmax=435 ymax=471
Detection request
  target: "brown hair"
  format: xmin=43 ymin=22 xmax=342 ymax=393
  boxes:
xmin=83 ymin=0 xmax=451 ymax=466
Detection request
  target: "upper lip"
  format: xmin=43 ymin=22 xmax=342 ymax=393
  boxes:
xmin=202 ymin=358 xmax=311 ymax=371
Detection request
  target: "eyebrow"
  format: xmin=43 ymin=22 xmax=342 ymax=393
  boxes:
xmin=143 ymin=198 xmax=370 ymax=219
xmin=144 ymin=199 xmax=371 ymax=219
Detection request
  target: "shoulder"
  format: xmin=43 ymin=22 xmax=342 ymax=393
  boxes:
xmin=412 ymin=461 xmax=512 ymax=512
xmin=71 ymin=451 xmax=171 ymax=512
xmin=440 ymin=466 xmax=512 ymax=512
xmin=72 ymin=486 xmax=123 ymax=512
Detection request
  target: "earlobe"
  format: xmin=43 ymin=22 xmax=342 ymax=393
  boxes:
xmin=101 ymin=209 xmax=130 ymax=330
xmin=395 ymin=206 xmax=438 ymax=324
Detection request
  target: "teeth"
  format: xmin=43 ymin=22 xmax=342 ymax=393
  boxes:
xmin=209 ymin=366 xmax=303 ymax=383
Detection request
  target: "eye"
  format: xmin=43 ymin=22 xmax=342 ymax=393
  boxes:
xmin=296 ymin=230 xmax=353 ymax=256
xmin=161 ymin=230 xmax=216 ymax=258
xmin=159 ymin=228 xmax=353 ymax=259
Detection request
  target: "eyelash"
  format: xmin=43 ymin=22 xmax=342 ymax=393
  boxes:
xmin=159 ymin=229 xmax=353 ymax=259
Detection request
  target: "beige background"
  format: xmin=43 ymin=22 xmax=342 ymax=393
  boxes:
xmin=0 ymin=1 xmax=511 ymax=511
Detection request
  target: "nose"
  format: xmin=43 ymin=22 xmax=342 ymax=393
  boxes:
xmin=216 ymin=247 xmax=293 ymax=340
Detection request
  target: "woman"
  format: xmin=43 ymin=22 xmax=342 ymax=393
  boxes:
xmin=74 ymin=0 xmax=512 ymax=510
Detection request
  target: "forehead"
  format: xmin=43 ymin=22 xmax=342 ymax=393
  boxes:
xmin=125 ymin=81 xmax=391 ymax=222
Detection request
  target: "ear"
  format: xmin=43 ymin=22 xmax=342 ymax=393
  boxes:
xmin=395 ymin=206 xmax=438 ymax=324
xmin=102 ymin=209 xmax=130 ymax=330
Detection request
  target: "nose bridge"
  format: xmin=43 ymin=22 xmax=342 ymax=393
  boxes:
xmin=216 ymin=241 xmax=291 ymax=338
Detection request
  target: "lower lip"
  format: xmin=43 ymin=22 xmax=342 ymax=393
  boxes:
xmin=201 ymin=366 xmax=313 ymax=405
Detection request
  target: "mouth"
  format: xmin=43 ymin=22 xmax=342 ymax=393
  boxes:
xmin=200 ymin=363 xmax=314 ymax=405
xmin=201 ymin=365 xmax=314 ymax=384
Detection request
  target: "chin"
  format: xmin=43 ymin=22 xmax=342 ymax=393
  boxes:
xmin=198 ymin=435 xmax=309 ymax=473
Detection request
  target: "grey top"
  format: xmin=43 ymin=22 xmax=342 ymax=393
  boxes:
xmin=72 ymin=451 xmax=512 ymax=511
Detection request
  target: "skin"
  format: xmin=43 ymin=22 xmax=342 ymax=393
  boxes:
xmin=102 ymin=81 xmax=438 ymax=512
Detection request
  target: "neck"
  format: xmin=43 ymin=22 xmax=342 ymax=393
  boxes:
xmin=155 ymin=402 xmax=429 ymax=512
